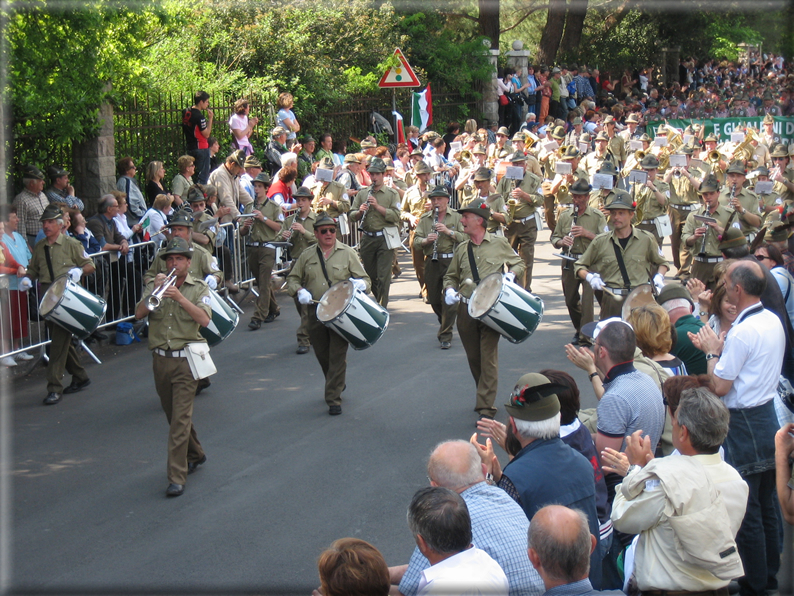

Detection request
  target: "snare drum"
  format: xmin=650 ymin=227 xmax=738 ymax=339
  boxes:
xmin=317 ymin=280 xmax=389 ymax=350
xmin=200 ymin=289 xmax=240 ymax=346
xmin=468 ymin=272 xmax=543 ymax=343
xmin=39 ymin=275 xmax=107 ymax=340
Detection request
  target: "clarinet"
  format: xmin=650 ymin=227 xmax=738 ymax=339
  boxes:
xmin=431 ymin=206 xmax=440 ymax=262
xmin=563 ymin=212 xmax=578 ymax=270
xmin=361 ymin=191 xmax=373 ymax=229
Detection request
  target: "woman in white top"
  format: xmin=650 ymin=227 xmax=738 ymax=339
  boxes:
xmin=229 ymin=98 xmax=259 ymax=156
xmin=755 ymin=243 xmax=794 ymax=323
xmin=139 ymin=194 xmax=172 ymax=246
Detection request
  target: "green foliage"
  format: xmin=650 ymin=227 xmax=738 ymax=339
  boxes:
xmin=704 ymin=17 xmax=764 ymax=62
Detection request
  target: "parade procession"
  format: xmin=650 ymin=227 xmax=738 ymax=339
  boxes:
xmin=7 ymin=30 xmax=794 ymax=595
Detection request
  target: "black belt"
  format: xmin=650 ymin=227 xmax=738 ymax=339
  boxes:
xmin=360 ymin=230 xmax=384 ymax=237
xmin=154 ymin=348 xmax=187 ymax=357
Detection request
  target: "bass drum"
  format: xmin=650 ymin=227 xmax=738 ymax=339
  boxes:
xmin=39 ymin=275 xmax=107 ymax=340
xmin=468 ymin=272 xmax=543 ymax=343
xmin=621 ymin=283 xmax=655 ymax=321
xmin=200 ymin=288 xmax=240 ymax=347
xmin=317 ymin=280 xmax=389 ymax=350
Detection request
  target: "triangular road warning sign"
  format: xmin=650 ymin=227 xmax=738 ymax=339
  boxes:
xmin=378 ymin=48 xmax=421 ymax=88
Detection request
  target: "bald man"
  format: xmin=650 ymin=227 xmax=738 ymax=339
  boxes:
xmin=528 ymin=505 xmax=622 ymax=595
xmin=390 ymin=440 xmax=543 ymax=596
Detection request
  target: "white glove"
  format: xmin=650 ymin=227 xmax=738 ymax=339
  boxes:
xmin=297 ymin=288 xmax=313 ymax=305
xmin=204 ymin=274 xmax=218 ymax=290
xmin=445 ymin=287 xmax=461 ymax=305
xmin=19 ymin=277 xmax=32 ymax=292
xmin=350 ymin=278 xmax=366 ymax=292
xmin=585 ymin=272 xmax=605 ymax=291
xmin=504 ymin=271 xmax=516 ymax=284
xmin=68 ymin=268 xmax=82 ymax=283
xmin=653 ymin=273 xmax=665 ymax=292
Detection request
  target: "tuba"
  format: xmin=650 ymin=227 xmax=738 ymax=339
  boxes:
xmin=731 ymin=128 xmax=757 ymax=163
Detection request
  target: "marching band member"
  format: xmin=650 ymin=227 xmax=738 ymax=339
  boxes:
xmin=401 ymin=161 xmax=434 ymax=300
xmin=718 ymin=162 xmax=762 ymax=243
xmin=664 ymin=146 xmax=702 ymax=280
xmin=631 ymin=154 xmax=670 ymax=247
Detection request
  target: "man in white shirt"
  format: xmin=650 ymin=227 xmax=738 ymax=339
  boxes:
xmin=407 ymin=486 xmax=509 ymax=596
xmin=690 ymin=260 xmax=784 ymax=596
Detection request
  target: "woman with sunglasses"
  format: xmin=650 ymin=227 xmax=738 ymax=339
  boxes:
xmin=755 ymin=242 xmax=794 ymax=323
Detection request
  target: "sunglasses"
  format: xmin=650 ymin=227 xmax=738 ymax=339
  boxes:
xmin=317 ymin=228 xmax=336 ymax=235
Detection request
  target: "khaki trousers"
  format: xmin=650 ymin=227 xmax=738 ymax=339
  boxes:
xmin=153 ymin=353 xmax=204 ymax=485
xmin=668 ymin=205 xmax=693 ymax=276
xmin=561 ymin=263 xmax=595 ymax=338
xmin=359 ymin=234 xmax=395 ymax=307
xmin=543 ymin=194 xmax=557 ymax=232
xmin=506 ymin=218 xmax=538 ymax=291
xmin=457 ymin=304 xmax=500 ymax=417
xmin=307 ymin=307 xmax=348 ymax=407
xmin=600 ymin=292 xmax=624 ymax=320
xmin=46 ymin=322 xmax=89 ymax=394
xmin=636 ymin=222 xmax=663 ymax=247
xmin=248 ymin=246 xmax=279 ymax=321
xmin=425 ymin=256 xmax=457 ymax=343
xmin=409 ymin=229 xmax=426 ymax=297
xmin=691 ymin=259 xmax=721 ymax=291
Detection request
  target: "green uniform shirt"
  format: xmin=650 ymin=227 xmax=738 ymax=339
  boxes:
xmin=145 ymin=242 xmax=223 ymax=285
xmin=142 ymin=273 xmax=211 ymax=351
xmin=461 ymin=193 xmax=510 ymax=234
xmin=495 ymin=172 xmax=543 ymax=219
xmin=350 ymin=185 xmax=401 ymax=232
xmin=310 ymin=180 xmax=350 ymax=219
xmin=27 ymin=234 xmax=93 ymax=285
xmin=582 ymin=151 xmax=610 ymax=178
xmin=608 ymin=135 xmax=627 ymax=165
xmin=574 ymin=227 xmax=669 ymax=288
xmin=192 ymin=211 xmax=218 ymax=247
xmin=413 ymin=209 xmax=465 ymax=257
xmin=443 ymin=232 xmax=525 ymax=299
xmin=402 ymin=185 xmax=430 ymax=221
xmin=669 ymin=174 xmax=700 ymax=205
xmin=248 ymin=197 xmax=284 ymax=243
xmin=718 ymin=187 xmax=761 ymax=236
xmin=285 ymin=240 xmax=370 ymax=300
xmin=633 ymin=179 xmax=670 ymax=221
xmin=280 ymin=210 xmax=318 ymax=260
xmin=681 ymin=204 xmax=735 ymax=257
xmin=549 ymin=167 xmax=590 ymax=207
xmin=551 ymin=206 xmax=608 ymax=256
xmin=672 ymin=314 xmax=707 ymax=375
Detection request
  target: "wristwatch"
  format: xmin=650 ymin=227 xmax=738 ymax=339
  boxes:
xmin=706 ymin=353 xmax=720 ymax=360
xmin=626 ymin=464 xmax=641 ymax=476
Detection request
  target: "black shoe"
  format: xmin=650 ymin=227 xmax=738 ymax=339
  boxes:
xmin=296 ymin=345 xmax=310 ymax=355
xmin=91 ymin=331 xmax=108 ymax=341
xmin=248 ymin=319 xmax=261 ymax=330
xmin=195 ymin=378 xmax=211 ymax=396
xmin=476 ymin=414 xmax=494 ymax=427
xmin=440 ymin=341 xmax=451 ymax=349
xmin=571 ymin=333 xmax=580 ymax=346
xmin=166 ymin=483 xmax=184 ymax=497
xmin=329 ymin=405 xmax=342 ymax=416
xmin=63 ymin=378 xmax=91 ymax=394
xmin=187 ymin=455 xmax=207 ymax=475
xmin=264 ymin=311 xmax=280 ymax=323
xmin=43 ymin=392 xmax=62 ymax=405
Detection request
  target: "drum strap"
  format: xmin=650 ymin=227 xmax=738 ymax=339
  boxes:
xmin=467 ymin=242 xmax=480 ymax=284
xmin=611 ymin=241 xmax=631 ymax=290
xmin=316 ymin=245 xmax=332 ymax=286
xmin=44 ymin=245 xmax=56 ymax=282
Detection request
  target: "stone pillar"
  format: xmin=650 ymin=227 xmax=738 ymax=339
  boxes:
xmin=478 ymin=39 xmax=500 ymax=129
xmin=72 ymin=85 xmax=116 ymax=215
xmin=506 ymin=40 xmax=531 ymax=77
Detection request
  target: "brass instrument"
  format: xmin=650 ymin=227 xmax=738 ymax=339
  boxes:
xmin=731 ymin=128 xmax=757 ymax=163
xmin=635 ymin=150 xmax=646 ymax=161
xmin=708 ymin=150 xmax=722 ymax=164
xmin=524 ymin=132 xmax=540 ymax=150
xmin=146 ymin=268 xmax=177 ymax=311
xmin=507 ymin=198 xmax=520 ymax=219
xmin=657 ymin=125 xmax=684 ymax=171
xmin=431 ymin=206 xmax=440 ymax=262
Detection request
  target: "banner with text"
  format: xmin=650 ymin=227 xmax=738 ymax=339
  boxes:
xmin=647 ymin=117 xmax=794 ymax=145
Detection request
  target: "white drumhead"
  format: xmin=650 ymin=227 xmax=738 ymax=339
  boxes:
xmin=39 ymin=276 xmax=68 ymax=316
xmin=469 ymin=273 xmax=503 ymax=318
xmin=317 ymin=281 xmax=353 ymax=322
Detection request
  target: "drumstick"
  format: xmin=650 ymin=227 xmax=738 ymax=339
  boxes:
xmin=311 ymin=299 xmax=329 ymax=306
xmin=601 ymin=287 xmax=625 ymax=301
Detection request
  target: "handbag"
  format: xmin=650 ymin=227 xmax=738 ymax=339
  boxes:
xmin=184 ymin=342 xmax=217 ymax=380
xmin=499 ymin=94 xmax=509 ymax=106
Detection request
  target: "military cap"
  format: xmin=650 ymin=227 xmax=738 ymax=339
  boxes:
xmin=23 ymin=166 xmax=45 ymax=181
xmin=164 ymin=210 xmax=193 ymax=229
xmin=227 ymin=149 xmax=246 ymax=168
xmin=496 ymin=126 xmax=510 ymax=137
xmin=473 ymin=167 xmax=492 ymax=182
xmin=367 ymin=157 xmax=388 ymax=173
xmin=271 ymin=126 xmax=288 ymax=137
xmin=638 ymin=133 xmax=651 ymax=142
xmin=504 ymin=373 xmax=562 ymax=422
xmin=603 ymin=115 xmax=615 ymax=124
xmin=579 ymin=133 xmax=592 ymax=143
xmin=343 ymin=153 xmax=361 ymax=164
xmin=512 ymin=132 xmax=526 ymax=143
xmin=472 ymin=144 xmax=487 ymax=155
xmin=726 ymin=161 xmax=747 ymax=176
xmin=669 ymin=98 xmax=679 ymax=106
xmin=410 ymin=147 xmax=424 ymax=158
xmin=679 ymin=145 xmax=695 ymax=155
xmin=301 ymin=135 xmax=316 ymax=145
xmin=648 ymin=101 xmax=658 ymax=108
xmin=359 ymin=138 xmax=377 ymax=149
xmin=704 ymin=134 xmax=719 ymax=143
xmin=594 ymin=131 xmax=609 ymax=142
xmin=47 ymin=166 xmax=69 ymax=180
xmin=718 ymin=226 xmax=747 ymax=250
xmin=656 ymin=283 xmax=694 ymax=308
xmin=766 ymin=223 xmax=790 ymax=243
xmin=698 ymin=176 xmax=721 ymax=194
xmin=40 ymin=203 xmax=63 ymax=221
xmin=604 ymin=190 xmax=635 ymax=210
xmin=551 ymin=67 xmax=561 ymax=75
xmin=597 ymin=161 xmax=619 ymax=177
xmin=572 ymin=117 xmax=583 ymax=125
xmin=293 ymin=186 xmax=313 ymax=198
xmin=763 ymin=114 xmax=775 ymax=125
xmin=314 ymin=213 xmax=338 ymax=229
xmin=158 ymin=237 xmax=193 ymax=260
xmin=318 ymin=157 xmax=335 ymax=170
xmin=640 ymin=154 xmax=660 ymax=169
xmin=771 ymin=144 xmax=789 ymax=159
xmin=427 ymin=185 xmax=450 ymax=198
xmin=560 ymin=146 xmax=580 ymax=161
xmin=253 ymin=172 xmax=272 ymax=185
xmin=570 ymin=178 xmax=592 ymax=195
xmin=625 ymin=113 xmax=640 ymax=124
xmin=457 ymin=201 xmax=491 ymax=222
xmin=509 ymin=151 xmax=528 ymax=163
xmin=753 ymin=166 xmax=770 ymax=177
xmin=186 ymin=187 xmax=207 ymax=203
xmin=243 ymin=155 xmax=262 ymax=169
xmin=552 ymin=126 xmax=566 ymax=140
xmin=414 ymin=161 xmax=433 ymax=175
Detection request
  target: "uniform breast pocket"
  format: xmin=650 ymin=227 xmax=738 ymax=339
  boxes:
xmin=331 ymin=264 xmax=348 ymax=284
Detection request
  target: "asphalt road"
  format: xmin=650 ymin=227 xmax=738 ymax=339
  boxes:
xmin=9 ymin=235 xmax=787 ymax=595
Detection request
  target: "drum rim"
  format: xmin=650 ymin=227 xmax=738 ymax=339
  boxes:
xmin=39 ymin=274 xmax=70 ymax=316
xmin=468 ymin=272 xmax=505 ymax=319
xmin=317 ymin=280 xmax=354 ymax=323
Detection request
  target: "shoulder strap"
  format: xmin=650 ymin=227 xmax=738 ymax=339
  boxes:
xmin=43 ymin=244 xmax=55 ymax=281
xmin=785 ymin=274 xmax=792 ymax=303
xmin=467 ymin=242 xmax=480 ymax=284
xmin=316 ymin=245 xmax=332 ymax=286
xmin=611 ymin=239 xmax=631 ymax=289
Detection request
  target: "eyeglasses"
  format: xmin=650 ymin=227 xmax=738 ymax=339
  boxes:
xmin=317 ymin=228 xmax=336 ymax=235
xmin=755 ymin=254 xmax=772 ymax=261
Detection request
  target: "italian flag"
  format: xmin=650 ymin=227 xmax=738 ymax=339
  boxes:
xmin=412 ymin=83 xmax=433 ymax=132
xmin=141 ymin=216 xmax=151 ymax=241
xmin=393 ymin=111 xmax=406 ymax=144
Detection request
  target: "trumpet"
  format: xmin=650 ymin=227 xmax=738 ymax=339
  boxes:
xmin=635 ymin=150 xmax=646 ymax=161
xmin=147 ymin=268 xmax=177 ymax=311
xmin=708 ymin=150 xmax=722 ymax=164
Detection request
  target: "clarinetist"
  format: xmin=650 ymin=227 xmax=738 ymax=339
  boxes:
xmin=718 ymin=161 xmax=762 ymax=243
xmin=551 ymin=178 xmax=607 ymax=347
xmin=413 ymin=186 xmax=465 ymax=350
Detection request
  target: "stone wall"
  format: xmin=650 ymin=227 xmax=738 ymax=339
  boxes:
xmin=71 ymin=96 xmax=116 ymax=216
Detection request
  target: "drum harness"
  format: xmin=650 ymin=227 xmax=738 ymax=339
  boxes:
xmin=463 ymin=243 xmax=481 ymax=305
